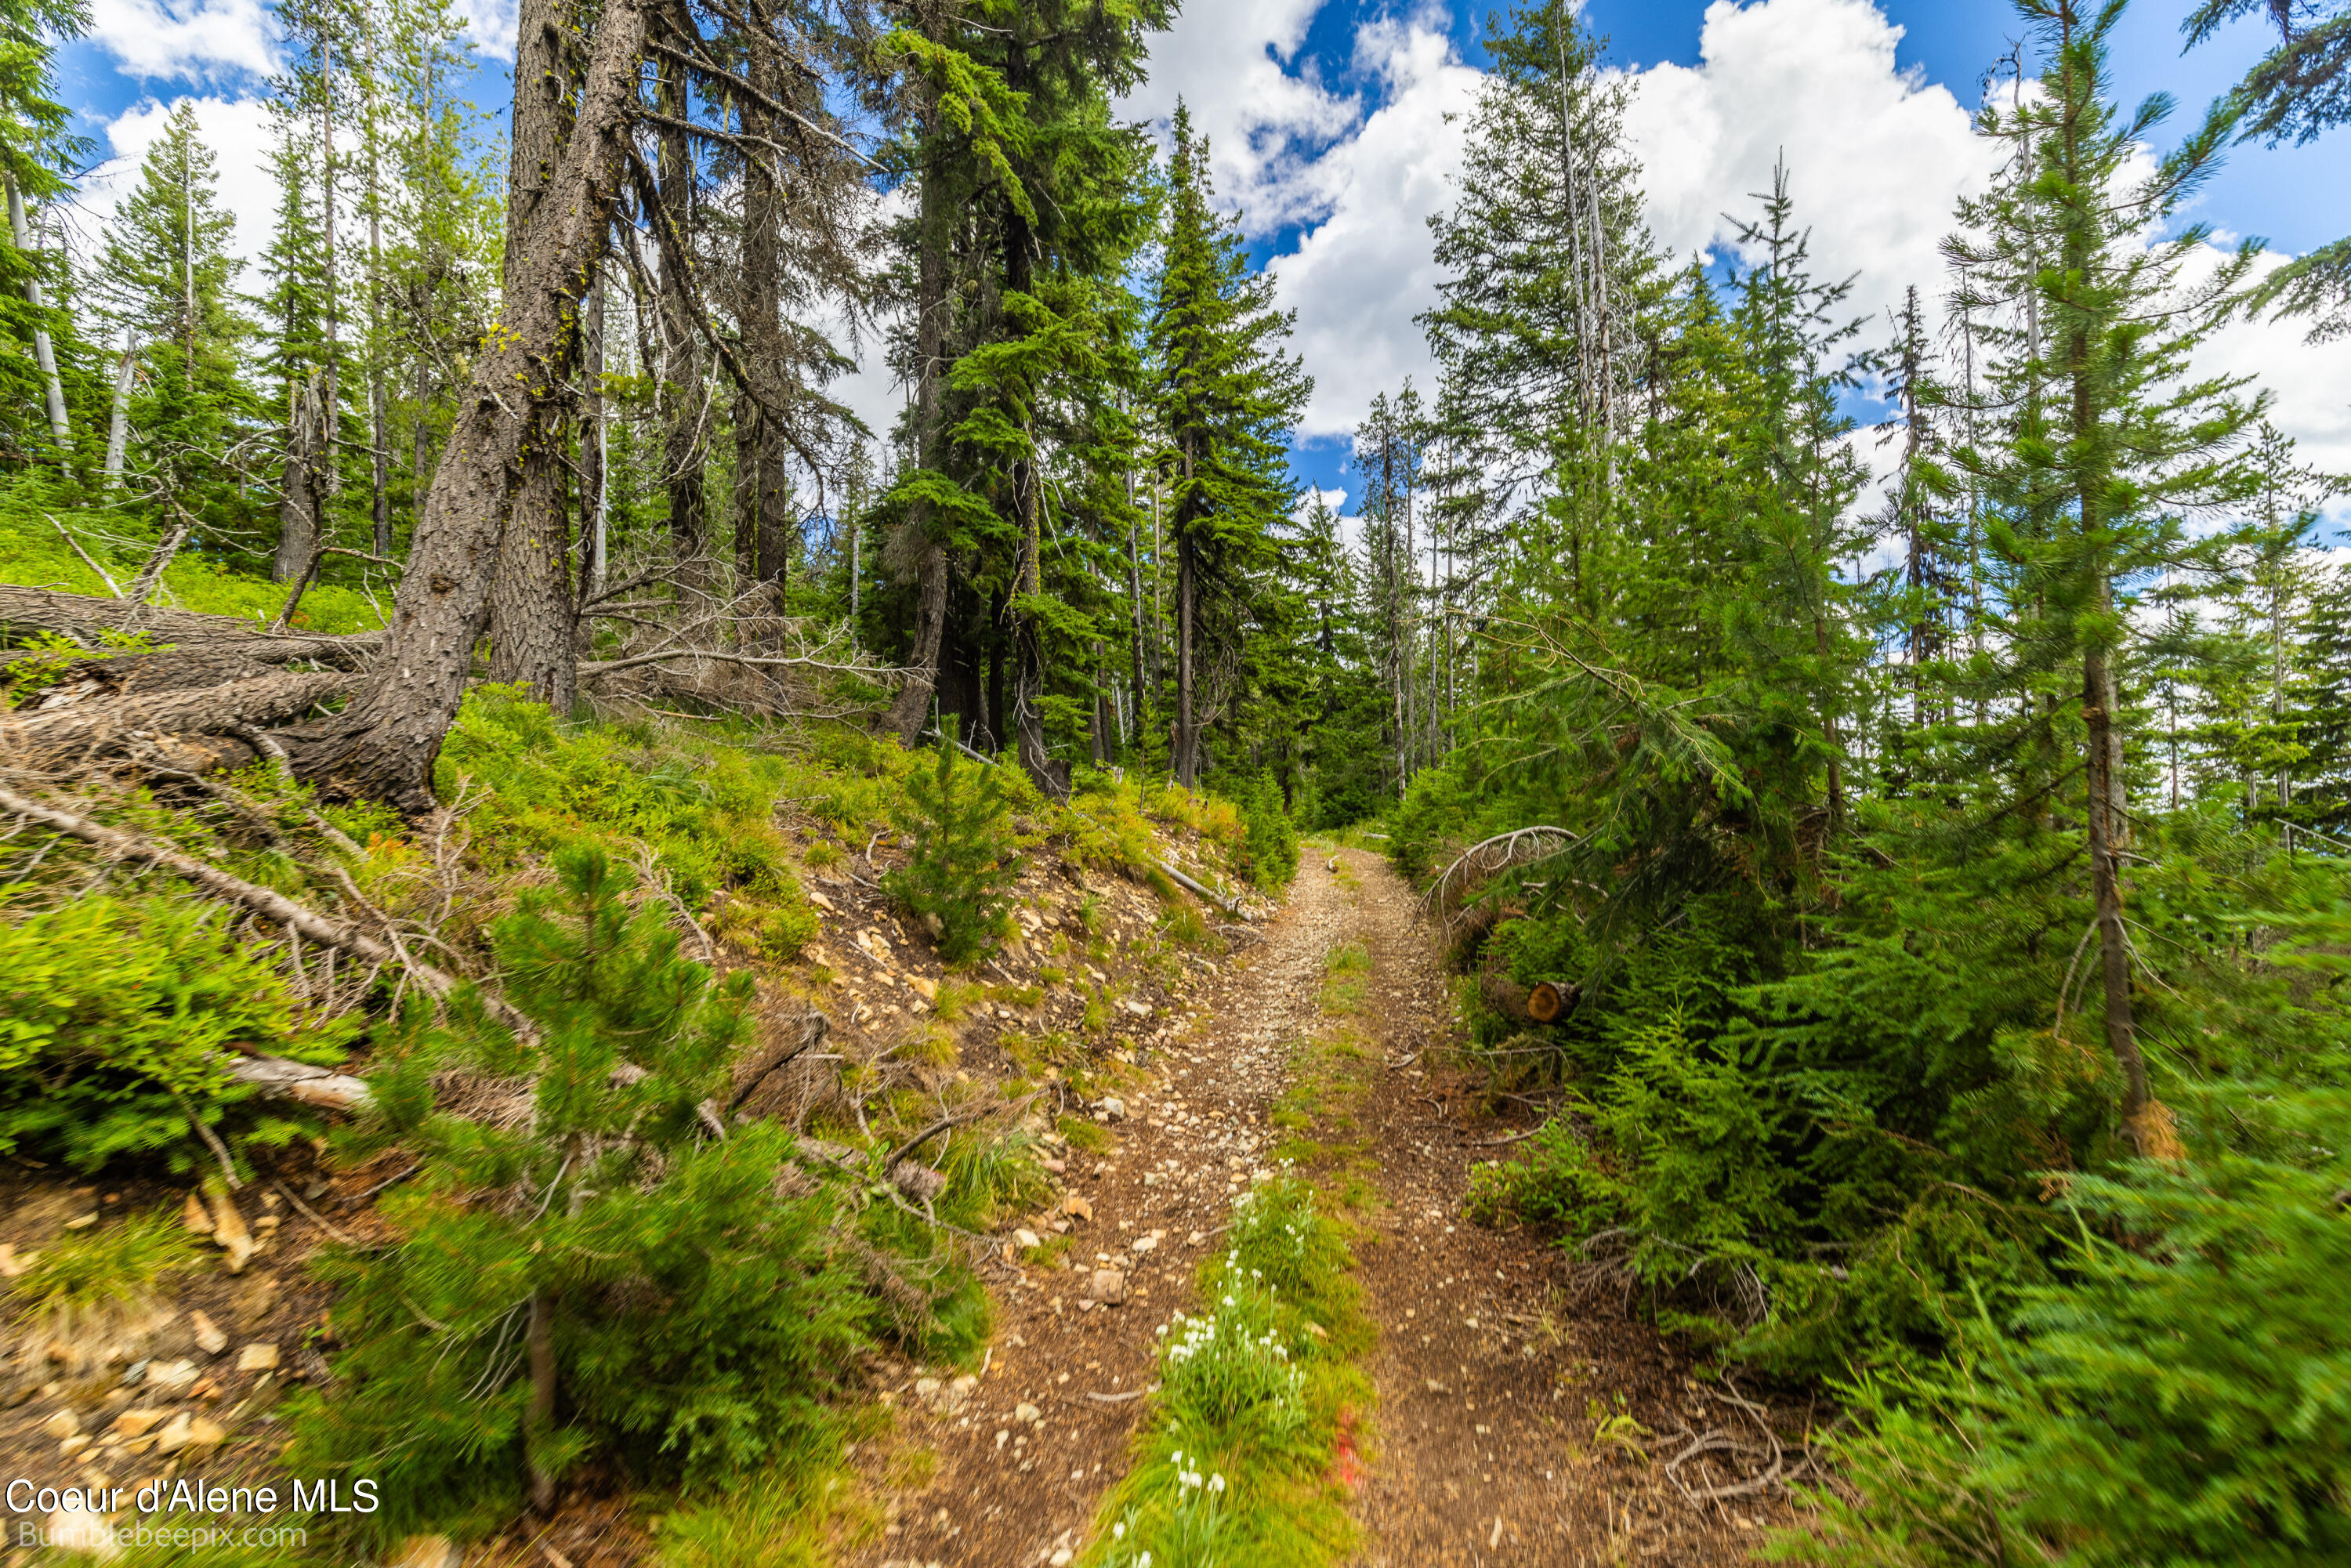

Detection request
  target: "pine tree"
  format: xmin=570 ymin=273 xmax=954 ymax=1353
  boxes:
xmin=286 ymin=845 xmax=866 ymax=1534
xmin=0 ymin=0 xmax=88 ymax=465
xmin=882 ymin=716 xmax=1022 ymax=965
xmin=91 ymin=104 xmax=259 ymax=536
xmin=1943 ymin=0 xmax=2266 ymax=1140
xmin=1149 ymin=101 xmax=1310 ymax=789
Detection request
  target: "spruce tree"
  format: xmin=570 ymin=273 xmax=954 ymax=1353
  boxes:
xmin=90 ymin=104 xmax=259 ymax=536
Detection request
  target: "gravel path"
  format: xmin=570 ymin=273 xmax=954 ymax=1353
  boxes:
xmin=861 ymin=846 xmax=1789 ymax=1568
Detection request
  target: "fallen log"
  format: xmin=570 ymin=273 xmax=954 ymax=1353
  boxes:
xmin=1480 ymin=973 xmax=1576 ymax=1025
xmin=0 ymin=583 xmax=382 ymax=666
xmin=228 ymin=1055 xmax=376 ymax=1111
xmin=0 ymin=669 xmax=358 ymax=764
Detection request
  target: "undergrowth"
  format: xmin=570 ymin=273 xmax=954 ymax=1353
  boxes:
xmin=1085 ymin=1175 xmax=1371 ymax=1568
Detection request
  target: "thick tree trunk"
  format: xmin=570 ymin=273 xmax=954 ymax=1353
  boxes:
xmin=2083 ymin=644 xmax=2148 ymax=1134
xmin=1 ymin=671 xmax=354 ymax=769
xmin=885 ymin=70 xmax=951 ymax=748
xmin=487 ymin=454 xmax=577 ymax=712
xmin=487 ymin=0 xmax=578 ymax=712
xmin=281 ymin=0 xmax=644 ymax=810
xmin=273 ymin=374 xmax=326 ymax=585
xmin=734 ymin=70 xmax=791 ymax=641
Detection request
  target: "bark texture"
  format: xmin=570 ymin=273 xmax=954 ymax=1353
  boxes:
xmin=884 ymin=75 xmax=951 ymax=748
xmin=2 ymin=671 xmax=357 ymax=764
xmin=281 ymin=0 xmax=645 ymax=809
xmin=0 ymin=583 xmax=380 ymax=664
xmin=487 ymin=0 xmax=579 ymax=712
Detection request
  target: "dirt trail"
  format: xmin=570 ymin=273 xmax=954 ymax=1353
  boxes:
xmin=862 ymin=847 xmax=1784 ymax=1568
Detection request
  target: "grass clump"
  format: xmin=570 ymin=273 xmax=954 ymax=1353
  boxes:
xmin=7 ymin=1209 xmax=196 ymax=1353
xmin=1317 ymin=941 xmax=1371 ymax=1016
xmin=1086 ymin=1175 xmax=1371 ymax=1568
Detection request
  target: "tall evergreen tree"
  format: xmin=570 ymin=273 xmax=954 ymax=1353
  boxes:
xmin=1944 ymin=0 xmax=2266 ymax=1142
xmin=92 ymin=105 xmax=259 ymax=535
xmin=1148 ymin=101 xmax=1309 ymax=789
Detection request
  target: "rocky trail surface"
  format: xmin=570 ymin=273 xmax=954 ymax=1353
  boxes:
xmin=861 ymin=848 xmax=1798 ymax=1568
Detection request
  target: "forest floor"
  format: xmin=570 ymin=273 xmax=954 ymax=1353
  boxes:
xmin=855 ymin=846 xmax=1800 ymax=1568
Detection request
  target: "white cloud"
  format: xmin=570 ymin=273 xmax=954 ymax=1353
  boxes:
xmin=87 ymin=0 xmax=277 ymax=82
xmin=2196 ymin=248 xmax=2351 ymax=520
xmin=455 ymin=0 xmax=520 ymax=62
xmin=1621 ymin=0 xmax=1996 ymax=340
xmin=1266 ymin=10 xmax=1480 ymax=442
xmin=83 ymin=96 xmax=282 ymax=273
xmin=1117 ymin=0 xmax=1360 ymax=236
xmin=1613 ymin=0 xmax=2347 ymax=523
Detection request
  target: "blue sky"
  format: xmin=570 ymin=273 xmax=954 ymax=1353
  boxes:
xmin=54 ymin=0 xmax=2351 ymax=514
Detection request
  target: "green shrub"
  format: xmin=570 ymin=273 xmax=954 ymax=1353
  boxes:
xmin=1790 ymin=1150 xmax=2351 ymax=1567
xmin=284 ymin=846 xmax=868 ymax=1544
xmin=0 ymin=895 xmax=358 ymax=1171
xmin=882 ymin=717 xmax=1021 ymax=966
xmin=1220 ymin=772 xmax=1299 ymax=893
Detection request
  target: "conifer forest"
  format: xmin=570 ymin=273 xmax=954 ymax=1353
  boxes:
xmin=0 ymin=0 xmax=2348 ymax=1561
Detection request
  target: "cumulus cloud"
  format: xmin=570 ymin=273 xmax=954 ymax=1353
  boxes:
xmin=82 ymin=96 xmax=282 ymax=273
xmin=1266 ymin=11 xmax=1480 ymax=442
xmin=1117 ymin=0 xmax=1360 ymax=236
xmin=455 ymin=0 xmax=520 ymax=62
xmin=1621 ymin=0 xmax=1997 ymax=339
xmin=1613 ymin=0 xmax=2345 ymax=519
xmin=87 ymin=0 xmax=278 ymax=82
xmin=2195 ymin=249 xmax=2351 ymax=505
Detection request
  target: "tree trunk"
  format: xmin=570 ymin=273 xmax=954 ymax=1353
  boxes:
xmin=0 ymin=583 xmax=379 ymax=662
xmin=487 ymin=452 xmax=576 ymax=712
xmin=2083 ymin=643 xmax=2148 ymax=1132
xmin=1012 ymin=456 xmax=1064 ymax=799
xmin=526 ymin=1286 xmax=558 ymax=1513
xmin=1126 ymin=469 xmax=1146 ymax=760
xmin=104 ymin=337 xmax=136 ymax=486
xmin=654 ymin=55 xmax=710 ymax=619
xmin=127 ymin=514 xmax=193 ymax=607
xmin=884 ymin=110 xmax=951 ymax=747
xmin=2 ymin=669 xmax=357 ymax=762
xmin=487 ymin=0 xmax=578 ymax=712
xmin=734 ymin=66 xmax=791 ymax=639
xmin=581 ymin=267 xmax=607 ymax=607
xmin=5 ymin=171 xmax=69 ymax=447
xmin=273 ymin=373 xmax=326 ymax=585
xmin=1175 ymin=526 xmax=1198 ymax=789
xmin=281 ymin=0 xmax=645 ymax=810
xmin=367 ymin=89 xmax=391 ymax=559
